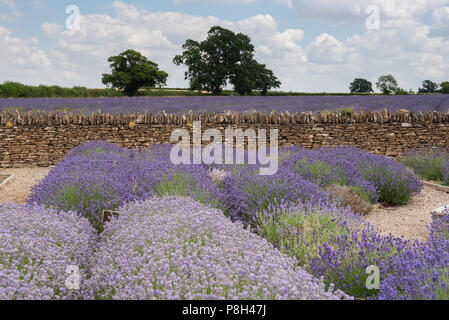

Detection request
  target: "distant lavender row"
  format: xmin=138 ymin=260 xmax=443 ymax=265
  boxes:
xmin=1 ymin=95 xmax=449 ymax=114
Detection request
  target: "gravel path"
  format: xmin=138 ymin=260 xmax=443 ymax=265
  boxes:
xmin=365 ymin=186 xmax=449 ymax=242
xmin=0 ymin=167 xmax=51 ymax=204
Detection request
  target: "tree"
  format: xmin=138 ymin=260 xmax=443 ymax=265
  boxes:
xmin=231 ymin=60 xmax=281 ymax=95
xmin=439 ymin=81 xmax=449 ymax=94
xmin=395 ymin=88 xmax=409 ymax=95
xmin=102 ymin=50 xmax=168 ymax=96
xmin=253 ymin=64 xmax=281 ymax=96
xmin=376 ymin=74 xmax=399 ymax=94
xmin=418 ymin=80 xmax=439 ymax=93
xmin=349 ymin=78 xmax=373 ymax=93
xmin=174 ymin=26 xmax=280 ymax=95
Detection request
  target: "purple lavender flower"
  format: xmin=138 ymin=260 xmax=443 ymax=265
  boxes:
xmin=401 ymin=147 xmax=449 ymax=181
xmin=1 ymin=95 xmax=449 ymax=114
xmin=378 ymin=212 xmax=449 ymax=300
xmin=0 ymin=203 xmax=97 ymax=300
xmin=281 ymin=146 xmax=422 ymax=206
xmin=86 ymin=197 xmax=352 ymax=300
xmin=310 ymin=226 xmax=410 ymax=299
xmin=221 ymin=164 xmax=329 ymax=224
xmin=29 ymin=141 xmax=223 ymax=229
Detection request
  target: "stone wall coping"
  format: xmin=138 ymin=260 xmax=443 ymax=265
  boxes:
xmin=1 ymin=108 xmax=449 ymax=126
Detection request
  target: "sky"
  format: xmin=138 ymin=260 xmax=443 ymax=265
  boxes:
xmin=1 ymin=0 xmax=449 ymax=92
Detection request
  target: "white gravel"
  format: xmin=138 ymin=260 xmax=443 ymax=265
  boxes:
xmin=365 ymin=185 xmax=449 ymax=241
xmin=0 ymin=167 xmax=51 ymax=204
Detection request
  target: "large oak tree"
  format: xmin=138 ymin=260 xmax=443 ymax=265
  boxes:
xmin=376 ymin=74 xmax=399 ymax=94
xmin=174 ymin=26 xmax=280 ymax=95
xmin=102 ymin=50 xmax=168 ymax=96
xmin=349 ymin=78 xmax=373 ymax=93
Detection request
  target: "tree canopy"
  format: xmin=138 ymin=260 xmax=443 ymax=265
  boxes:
xmin=173 ymin=26 xmax=280 ymax=95
xmin=376 ymin=74 xmax=399 ymax=94
xmin=349 ymin=78 xmax=373 ymax=93
xmin=418 ymin=80 xmax=439 ymax=93
xmin=440 ymin=81 xmax=449 ymax=94
xmin=102 ymin=50 xmax=168 ymax=96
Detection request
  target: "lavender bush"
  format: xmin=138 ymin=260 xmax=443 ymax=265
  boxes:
xmin=29 ymin=141 xmax=223 ymax=229
xmin=22 ymin=140 xmax=432 ymax=300
xmin=310 ymin=228 xmax=409 ymax=299
xmin=254 ymin=201 xmax=361 ymax=267
xmin=280 ymin=146 xmax=422 ymax=206
xmin=358 ymin=155 xmax=423 ymax=205
xmin=254 ymin=200 xmax=409 ymax=299
xmin=442 ymin=162 xmax=449 ymax=186
xmin=0 ymin=203 xmax=97 ymax=300
xmin=280 ymin=147 xmax=378 ymax=201
xmin=378 ymin=213 xmax=449 ymax=300
xmin=401 ymin=147 xmax=449 ymax=181
xmin=86 ymin=197 xmax=351 ymax=300
xmin=221 ymin=164 xmax=329 ymax=223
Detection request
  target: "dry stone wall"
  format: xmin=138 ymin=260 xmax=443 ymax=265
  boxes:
xmin=1 ymin=109 xmax=448 ymax=168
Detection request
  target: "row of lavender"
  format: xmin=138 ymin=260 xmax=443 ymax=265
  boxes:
xmin=1 ymin=95 xmax=449 ymax=114
xmin=1 ymin=141 xmax=448 ymax=300
xmin=401 ymin=147 xmax=449 ymax=186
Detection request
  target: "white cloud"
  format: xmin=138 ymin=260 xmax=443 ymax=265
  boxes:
xmin=282 ymin=0 xmax=449 ymax=21
xmin=306 ymin=33 xmax=352 ymax=64
xmin=0 ymin=0 xmax=22 ymax=21
xmin=1 ymin=0 xmax=449 ymax=92
xmin=430 ymin=6 xmax=449 ymax=36
xmin=42 ymin=22 xmax=63 ymax=36
xmin=299 ymin=18 xmax=449 ymax=91
xmin=0 ymin=26 xmax=56 ymax=84
xmin=0 ymin=14 xmax=14 ymax=22
xmin=1 ymin=0 xmax=21 ymax=15
xmin=21 ymin=1 xmax=306 ymax=89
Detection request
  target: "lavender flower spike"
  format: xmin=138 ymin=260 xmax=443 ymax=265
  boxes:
xmin=87 ymin=197 xmax=352 ymax=300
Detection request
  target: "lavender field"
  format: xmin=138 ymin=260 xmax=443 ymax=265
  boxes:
xmin=4 ymin=141 xmax=449 ymax=300
xmin=1 ymin=95 xmax=449 ymax=114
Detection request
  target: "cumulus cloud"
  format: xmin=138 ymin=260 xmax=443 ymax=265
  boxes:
xmin=1 ymin=0 xmax=449 ymax=92
xmin=0 ymin=26 xmax=56 ymax=84
xmin=281 ymin=0 xmax=449 ymax=22
xmin=430 ymin=6 xmax=449 ymax=37
xmin=21 ymin=1 xmax=305 ymax=89
xmin=300 ymin=18 xmax=449 ymax=91
xmin=42 ymin=22 xmax=63 ymax=36
xmin=306 ymin=33 xmax=352 ymax=64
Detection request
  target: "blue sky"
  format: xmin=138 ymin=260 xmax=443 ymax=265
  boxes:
xmin=1 ymin=0 xmax=449 ymax=92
